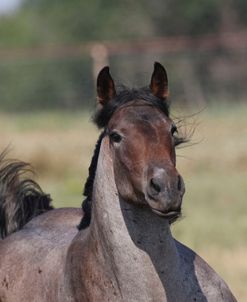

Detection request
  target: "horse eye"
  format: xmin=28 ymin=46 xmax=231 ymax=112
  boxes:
xmin=171 ymin=125 xmax=178 ymax=136
xmin=109 ymin=131 xmax=122 ymax=143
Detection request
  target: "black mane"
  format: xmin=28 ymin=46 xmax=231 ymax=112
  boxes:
xmin=78 ymin=86 xmax=170 ymax=230
xmin=77 ymin=131 xmax=105 ymax=230
xmin=0 ymin=151 xmax=53 ymax=239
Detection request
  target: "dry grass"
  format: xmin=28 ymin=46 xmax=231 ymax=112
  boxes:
xmin=0 ymin=104 xmax=246 ymax=300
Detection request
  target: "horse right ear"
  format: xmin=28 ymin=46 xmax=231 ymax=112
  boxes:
xmin=97 ymin=66 xmax=116 ymax=106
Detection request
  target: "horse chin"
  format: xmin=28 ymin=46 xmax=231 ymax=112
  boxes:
xmin=144 ymin=194 xmax=181 ymax=219
xmin=151 ymin=208 xmax=182 ymax=222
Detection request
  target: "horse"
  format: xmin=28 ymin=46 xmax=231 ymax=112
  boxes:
xmin=0 ymin=62 xmax=236 ymax=302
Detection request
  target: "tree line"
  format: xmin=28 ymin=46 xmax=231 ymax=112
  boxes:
xmin=0 ymin=0 xmax=246 ymax=111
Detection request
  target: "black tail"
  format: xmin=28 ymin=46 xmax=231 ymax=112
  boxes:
xmin=0 ymin=151 xmax=53 ymax=239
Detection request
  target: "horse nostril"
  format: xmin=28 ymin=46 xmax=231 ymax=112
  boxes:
xmin=177 ymin=175 xmax=182 ymax=191
xmin=150 ymin=178 xmax=161 ymax=194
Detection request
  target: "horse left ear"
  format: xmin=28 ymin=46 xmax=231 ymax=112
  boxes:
xmin=97 ymin=66 xmax=116 ymax=106
xmin=150 ymin=62 xmax=169 ymax=99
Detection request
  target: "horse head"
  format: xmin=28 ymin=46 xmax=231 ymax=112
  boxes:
xmin=94 ymin=62 xmax=185 ymax=222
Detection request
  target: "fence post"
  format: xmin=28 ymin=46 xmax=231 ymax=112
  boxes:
xmin=90 ymin=43 xmax=109 ymax=84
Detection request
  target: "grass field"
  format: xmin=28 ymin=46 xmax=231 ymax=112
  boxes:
xmin=0 ymin=104 xmax=246 ymax=300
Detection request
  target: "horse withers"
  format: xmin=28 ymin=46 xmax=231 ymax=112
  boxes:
xmin=0 ymin=63 xmax=237 ymax=302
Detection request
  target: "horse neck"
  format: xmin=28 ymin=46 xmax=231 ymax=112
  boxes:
xmin=86 ymin=137 xmax=189 ymax=301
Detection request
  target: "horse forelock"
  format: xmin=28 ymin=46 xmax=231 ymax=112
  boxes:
xmin=93 ymin=86 xmax=170 ymax=129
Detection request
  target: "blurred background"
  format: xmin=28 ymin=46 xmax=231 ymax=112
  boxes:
xmin=0 ymin=0 xmax=246 ymax=300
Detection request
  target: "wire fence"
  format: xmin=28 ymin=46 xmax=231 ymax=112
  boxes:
xmin=0 ymin=31 xmax=247 ymax=111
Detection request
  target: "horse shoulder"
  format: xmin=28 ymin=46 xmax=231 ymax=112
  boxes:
xmin=0 ymin=208 xmax=82 ymax=302
xmin=175 ymin=240 xmax=237 ymax=302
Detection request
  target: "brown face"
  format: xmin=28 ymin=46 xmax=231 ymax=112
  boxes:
xmin=107 ymin=102 xmax=185 ymax=219
xmin=96 ymin=62 xmax=185 ymax=220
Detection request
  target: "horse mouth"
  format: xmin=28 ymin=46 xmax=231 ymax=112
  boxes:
xmin=151 ymin=208 xmax=181 ymax=221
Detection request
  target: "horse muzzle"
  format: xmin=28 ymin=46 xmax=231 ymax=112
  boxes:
xmin=145 ymin=168 xmax=185 ymax=220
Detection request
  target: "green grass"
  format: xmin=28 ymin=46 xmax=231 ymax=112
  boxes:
xmin=0 ymin=104 xmax=246 ymax=300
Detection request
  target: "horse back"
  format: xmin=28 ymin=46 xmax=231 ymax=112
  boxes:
xmin=0 ymin=208 xmax=81 ymax=302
